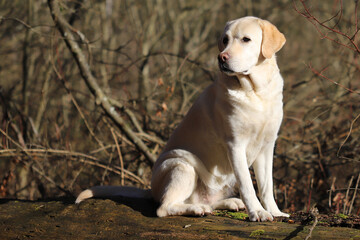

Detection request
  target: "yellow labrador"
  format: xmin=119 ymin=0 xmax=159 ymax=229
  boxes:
xmin=76 ymin=16 xmax=289 ymax=222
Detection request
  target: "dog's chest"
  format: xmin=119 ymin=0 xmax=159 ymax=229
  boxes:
xmin=228 ymin=90 xmax=282 ymax=131
xmin=228 ymin=90 xmax=282 ymax=163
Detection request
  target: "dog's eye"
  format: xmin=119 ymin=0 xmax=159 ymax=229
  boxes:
xmin=222 ymin=36 xmax=229 ymax=45
xmin=242 ymin=37 xmax=251 ymax=42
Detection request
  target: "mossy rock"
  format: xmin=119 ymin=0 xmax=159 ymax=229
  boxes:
xmin=0 ymin=198 xmax=359 ymax=239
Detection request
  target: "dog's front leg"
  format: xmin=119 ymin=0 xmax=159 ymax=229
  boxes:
xmin=252 ymin=144 xmax=289 ymax=218
xmin=229 ymin=145 xmax=273 ymax=222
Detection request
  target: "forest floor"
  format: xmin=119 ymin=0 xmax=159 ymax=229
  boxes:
xmin=0 ymin=197 xmax=359 ymax=239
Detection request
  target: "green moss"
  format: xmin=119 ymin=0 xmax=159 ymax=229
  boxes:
xmin=227 ymin=212 xmax=248 ymax=220
xmin=335 ymin=213 xmax=349 ymax=219
xmin=249 ymin=229 xmax=265 ymax=237
xmin=213 ymin=210 xmax=249 ymax=220
xmin=213 ymin=211 xmax=225 ymax=216
xmin=34 ymin=204 xmax=44 ymax=211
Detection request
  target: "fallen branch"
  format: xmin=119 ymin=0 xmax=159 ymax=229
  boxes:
xmin=47 ymin=0 xmax=156 ymax=164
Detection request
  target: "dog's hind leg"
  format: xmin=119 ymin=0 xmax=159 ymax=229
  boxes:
xmin=151 ymin=159 xmax=212 ymax=217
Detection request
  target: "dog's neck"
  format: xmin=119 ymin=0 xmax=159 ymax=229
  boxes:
xmin=249 ymin=56 xmax=282 ymax=93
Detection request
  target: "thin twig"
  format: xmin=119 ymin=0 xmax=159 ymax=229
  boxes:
xmin=111 ymin=128 xmax=124 ymax=186
xmin=344 ymin=176 xmax=354 ymax=214
xmin=337 ymin=111 xmax=360 ymax=156
xmin=8 ymin=122 xmax=26 ymax=148
xmin=305 ymin=206 xmax=319 ymax=240
xmin=348 ymin=173 xmax=360 ymax=214
xmin=308 ymin=63 xmax=360 ymax=95
xmin=69 ymin=165 xmax=85 ymax=191
xmin=31 ymin=164 xmax=72 ymax=196
xmin=329 ymin=177 xmax=336 ymax=208
xmin=0 ymin=128 xmax=29 ymax=156
xmin=72 ymin=158 xmax=146 ymax=186
xmin=54 ymin=65 xmax=110 ymax=156
xmin=101 ymin=146 xmax=114 ymax=184
xmin=0 ymin=148 xmax=96 ymax=161
xmin=307 ymin=177 xmax=314 ymax=212
xmin=355 ymin=0 xmax=359 ymax=38
xmin=89 ymin=144 xmax=116 ymax=154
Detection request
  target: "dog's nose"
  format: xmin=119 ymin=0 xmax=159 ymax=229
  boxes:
xmin=219 ymin=52 xmax=230 ymax=62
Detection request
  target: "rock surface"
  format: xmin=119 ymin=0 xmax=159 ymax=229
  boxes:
xmin=1 ymin=198 xmax=359 ymax=239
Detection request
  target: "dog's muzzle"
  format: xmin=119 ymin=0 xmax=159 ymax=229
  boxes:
xmin=218 ymin=55 xmax=234 ymax=74
xmin=217 ymin=55 xmax=250 ymax=75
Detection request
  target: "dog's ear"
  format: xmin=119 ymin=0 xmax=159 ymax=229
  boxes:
xmin=258 ymin=19 xmax=286 ymax=59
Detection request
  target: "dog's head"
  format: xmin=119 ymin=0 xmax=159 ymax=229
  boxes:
xmin=218 ymin=16 xmax=286 ymax=76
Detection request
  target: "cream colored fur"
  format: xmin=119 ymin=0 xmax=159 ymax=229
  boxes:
xmin=76 ymin=16 xmax=289 ymax=222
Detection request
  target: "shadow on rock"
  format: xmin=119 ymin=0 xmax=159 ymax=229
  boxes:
xmin=90 ymin=196 xmax=159 ymax=217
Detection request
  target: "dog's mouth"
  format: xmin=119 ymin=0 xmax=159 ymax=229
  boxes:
xmin=218 ymin=59 xmax=235 ymax=74
xmin=219 ymin=64 xmax=235 ymax=74
xmin=218 ymin=60 xmax=249 ymax=75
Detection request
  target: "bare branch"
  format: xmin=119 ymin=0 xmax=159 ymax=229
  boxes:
xmin=307 ymin=63 xmax=360 ymax=95
xmin=294 ymin=0 xmax=360 ymax=53
xmin=47 ymin=0 xmax=156 ymax=164
xmin=0 ymin=148 xmax=147 ymax=186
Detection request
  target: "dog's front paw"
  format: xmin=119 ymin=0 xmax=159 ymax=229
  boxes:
xmin=271 ymin=211 xmax=290 ymax=218
xmin=249 ymin=209 xmax=273 ymax=222
xmin=188 ymin=204 xmax=213 ymax=216
xmin=212 ymin=198 xmax=245 ymax=211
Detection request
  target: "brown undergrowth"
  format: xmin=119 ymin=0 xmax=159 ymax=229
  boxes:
xmin=0 ymin=0 xmax=359 ymax=218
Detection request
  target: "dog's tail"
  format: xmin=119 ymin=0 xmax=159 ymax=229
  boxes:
xmin=75 ymin=186 xmax=152 ymax=204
